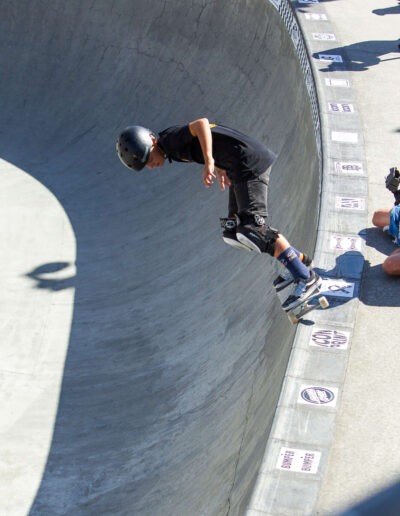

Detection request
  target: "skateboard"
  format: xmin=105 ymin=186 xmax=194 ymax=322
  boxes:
xmin=284 ymin=290 xmax=329 ymax=325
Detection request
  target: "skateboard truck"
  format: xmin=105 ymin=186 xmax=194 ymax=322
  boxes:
xmin=286 ymin=292 xmax=329 ymax=325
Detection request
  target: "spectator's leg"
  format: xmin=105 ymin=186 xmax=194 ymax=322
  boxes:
xmin=372 ymin=208 xmax=391 ymax=228
xmin=382 ymin=248 xmax=400 ymax=275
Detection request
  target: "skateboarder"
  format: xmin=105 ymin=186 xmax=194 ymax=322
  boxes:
xmin=116 ymin=119 xmax=321 ymax=309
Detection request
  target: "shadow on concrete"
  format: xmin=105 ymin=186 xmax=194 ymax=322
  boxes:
xmin=295 ymin=0 xmax=338 ymax=10
xmin=373 ymin=2 xmax=400 ymax=16
xmin=361 ymin=227 xmax=395 ymax=257
xmin=358 ymin=227 xmax=400 ymax=308
xmin=312 ymin=39 xmax=400 ymax=72
xmin=308 ymin=251 xmax=365 ymax=319
xmin=316 ymin=251 xmax=365 ymax=281
xmin=337 ymin=479 xmax=400 ymax=516
xmin=26 ymin=262 xmax=76 ymax=291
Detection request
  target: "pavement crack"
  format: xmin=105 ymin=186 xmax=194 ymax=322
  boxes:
xmin=225 ymin=366 xmax=257 ymax=516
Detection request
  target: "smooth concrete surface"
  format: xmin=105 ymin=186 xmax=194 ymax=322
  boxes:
xmin=312 ymin=0 xmax=400 ymax=513
xmin=0 ymin=1 xmax=321 ymax=515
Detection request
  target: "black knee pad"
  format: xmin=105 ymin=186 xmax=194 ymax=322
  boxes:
xmin=263 ymin=226 xmax=279 ymax=256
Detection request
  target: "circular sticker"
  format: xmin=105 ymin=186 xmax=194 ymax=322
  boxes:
xmin=301 ymin=387 xmax=335 ymax=405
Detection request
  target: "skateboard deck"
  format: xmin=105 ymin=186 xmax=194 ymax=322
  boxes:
xmin=285 ymin=290 xmax=329 ymax=325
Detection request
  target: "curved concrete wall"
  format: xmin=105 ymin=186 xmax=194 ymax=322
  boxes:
xmin=0 ymin=1 xmax=320 ymax=514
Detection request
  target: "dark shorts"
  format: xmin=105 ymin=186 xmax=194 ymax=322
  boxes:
xmin=228 ymin=167 xmax=271 ymax=220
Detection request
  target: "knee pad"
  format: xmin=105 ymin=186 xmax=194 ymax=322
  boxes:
xmin=263 ymin=226 xmax=279 ymax=256
xmin=246 ymin=214 xmax=279 ymax=256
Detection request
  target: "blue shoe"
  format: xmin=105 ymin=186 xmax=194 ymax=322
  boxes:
xmin=282 ymin=270 xmax=321 ymax=311
xmin=273 ymin=254 xmax=314 ymax=292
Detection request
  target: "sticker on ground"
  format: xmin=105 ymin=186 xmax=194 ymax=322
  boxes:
xmin=329 ymin=102 xmax=354 ymax=113
xmin=313 ymin=33 xmax=336 ymax=41
xmin=325 ymin=78 xmax=350 ymax=87
xmin=298 ymin=385 xmax=338 ymax=407
xmin=310 ymin=328 xmax=350 ymax=350
xmin=318 ymin=54 xmax=343 ymax=63
xmin=331 ymin=131 xmax=358 ymax=143
xmin=335 ymin=196 xmax=365 ymax=210
xmin=330 ymin=234 xmax=362 ymax=251
xmin=305 ymin=13 xmax=327 ymax=21
xmin=320 ymin=278 xmax=355 ymax=298
xmin=276 ymin=447 xmax=321 ymax=474
xmin=334 ymin=161 xmax=363 ymax=174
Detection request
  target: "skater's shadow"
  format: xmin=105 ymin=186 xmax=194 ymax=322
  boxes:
xmin=26 ymin=262 xmax=76 ymax=291
xmin=311 ymin=251 xmax=364 ymax=314
xmin=296 ymin=251 xmax=364 ymax=325
xmin=311 ymin=39 xmax=400 ymax=72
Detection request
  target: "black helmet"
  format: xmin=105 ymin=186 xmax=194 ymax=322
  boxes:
xmin=116 ymin=126 xmax=157 ymax=171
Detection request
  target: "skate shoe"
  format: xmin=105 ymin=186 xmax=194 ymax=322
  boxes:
xmin=273 ymin=253 xmax=314 ymax=292
xmin=382 ymin=225 xmax=394 ymax=239
xmin=220 ymin=218 xmax=252 ymax=252
xmin=281 ymin=270 xmax=322 ymax=312
xmin=273 ymin=270 xmax=294 ymax=292
xmin=236 ymin=215 xmax=272 ymax=254
xmin=382 ymin=225 xmax=398 ymax=244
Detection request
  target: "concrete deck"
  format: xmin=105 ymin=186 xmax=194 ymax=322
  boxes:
xmin=314 ymin=0 xmax=400 ymax=513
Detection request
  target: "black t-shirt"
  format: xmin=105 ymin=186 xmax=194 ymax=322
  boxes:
xmin=157 ymin=124 xmax=276 ymax=183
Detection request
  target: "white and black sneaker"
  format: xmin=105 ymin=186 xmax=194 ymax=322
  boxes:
xmin=273 ymin=253 xmax=314 ymax=292
xmin=282 ymin=270 xmax=322 ymax=312
xmin=220 ymin=217 xmax=252 ymax=251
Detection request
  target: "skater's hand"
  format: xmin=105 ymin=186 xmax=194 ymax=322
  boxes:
xmin=203 ymin=160 xmax=216 ymax=188
xmin=215 ymin=168 xmax=231 ymax=192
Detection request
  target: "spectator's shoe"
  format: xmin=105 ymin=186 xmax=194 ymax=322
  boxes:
xmin=383 ymin=225 xmax=391 ymax=237
xmin=281 ymin=270 xmax=322 ymax=312
xmin=236 ymin=215 xmax=271 ymax=254
xmin=220 ymin=217 xmax=252 ymax=251
xmin=273 ymin=253 xmax=313 ymax=292
xmin=382 ymin=225 xmax=399 ymax=244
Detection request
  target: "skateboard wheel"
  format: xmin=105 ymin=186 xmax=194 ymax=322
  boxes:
xmin=319 ymin=296 xmax=329 ymax=308
xmin=288 ymin=313 xmax=298 ymax=325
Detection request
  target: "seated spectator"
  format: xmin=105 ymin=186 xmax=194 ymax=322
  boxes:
xmin=372 ymin=206 xmax=400 ymax=275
